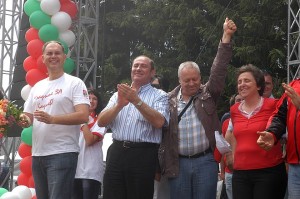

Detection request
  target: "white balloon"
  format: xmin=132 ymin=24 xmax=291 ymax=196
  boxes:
xmin=51 ymin=12 xmax=72 ymax=32
xmin=12 ymin=186 xmax=31 ymax=199
xmin=59 ymin=30 xmax=76 ymax=47
xmin=29 ymin=188 xmax=35 ymax=197
xmin=0 ymin=192 xmax=20 ymax=199
xmin=21 ymin=84 xmax=32 ymax=101
xmin=40 ymin=0 xmax=60 ymax=16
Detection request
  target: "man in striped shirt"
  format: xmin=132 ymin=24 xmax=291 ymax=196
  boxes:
xmin=98 ymin=55 xmax=169 ymax=199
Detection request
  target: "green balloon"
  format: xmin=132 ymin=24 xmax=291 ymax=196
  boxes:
xmin=0 ymin=188 xmax=8 ymax=197
xmin=29 ymin=10 xmax=51 ymax=29
xmin=21 ymin=126 xmax=33 ymax=146
xmin=64 ymin=58 xmax=75 ymax=74
xmin=39 ymin=24 xmax=59 ymax=42
xmin=24 ymin=0 xmax=41 ymax=16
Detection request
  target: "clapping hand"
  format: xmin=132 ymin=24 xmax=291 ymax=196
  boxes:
xmin=117 ymin=83 xmax=139 ymax=107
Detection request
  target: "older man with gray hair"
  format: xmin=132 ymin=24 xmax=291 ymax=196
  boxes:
xmin=158 ymin=18 xmax=237 ymax=199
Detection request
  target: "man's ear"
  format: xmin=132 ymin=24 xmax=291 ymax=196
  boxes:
xmin=151 ymin=69 xmax=156 ymax=78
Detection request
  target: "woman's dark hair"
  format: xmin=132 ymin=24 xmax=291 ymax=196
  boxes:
xmin=88 ymin=89 xmax=103 ymax=115
xmin=237 ymin=64 xmax=265 ymax=96
xmin=151 ymin=74 xmax=170 ymax=92
xmin=229 ymin=94 xmax=237 ymax=106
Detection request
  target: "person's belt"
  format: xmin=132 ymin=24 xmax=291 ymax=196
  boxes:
xmin=113 ymin=139 xmax=158 ymax=148
xmin=179 ymin=148 xmax=212 ymax=158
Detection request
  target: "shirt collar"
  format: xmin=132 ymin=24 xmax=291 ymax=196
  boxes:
xmin=137 ymin=83 xmax=152 ymax=93
xmin=177 ymin=88 xmax=183 ymax=101
xmin=238 ymin=96 xmax=264 ymax=117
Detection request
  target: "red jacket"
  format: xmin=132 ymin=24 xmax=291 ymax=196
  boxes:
xmin=267 ymin=79 xmax=300 ymax=164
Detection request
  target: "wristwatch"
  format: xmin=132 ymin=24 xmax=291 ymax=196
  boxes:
xmin=136 ymin=100 xmax=143 ymax=107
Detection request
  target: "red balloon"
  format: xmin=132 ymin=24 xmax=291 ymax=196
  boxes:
xmin=60 ymin=1 xmax=78 ymax=19
xmin=37 ymin=55 xmax=48 ymax=75
xmin=20 ymin=156 xmax=32 ymax=176
xmin=25 ymin=27 xmax=39 ymax=43
xmin=60 ymin=0 xmax=71 ymax=3
xmin=23 ymin=56 xmax=38 ymax=72
xmin=18 ymin=142 xmax=32 ymax=158
xmin=28 ymin=175 xmax=35 ymax=188
xmin=26 ymin=68 xmax=48 ymax=87
xmin=32 ymin=196 xmax=37 ymax=199
xmin=17 ymin=172 xmax=30 ymax=186
xmin=27 ymin=39 xmax=44 ymax=59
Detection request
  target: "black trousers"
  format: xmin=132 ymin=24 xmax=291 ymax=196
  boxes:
xmin=232 ymin=162 xmax=287 ymax=199
xmin=103 ymin=141 xmax=158 ymax=199
xmin=73 ymin=179 xmax=101 ymax=199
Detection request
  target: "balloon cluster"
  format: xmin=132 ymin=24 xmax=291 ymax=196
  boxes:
xmin=17 ymin=126 xmax=34 ymax=189
xmin=0 ymin=185 xmax=36 ymax=199
xmin=22 ymin=0 xmax=78 ymax=100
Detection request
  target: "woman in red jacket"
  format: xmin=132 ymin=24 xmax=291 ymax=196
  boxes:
xmin=230 ymin=64 xmax=287 ymax=199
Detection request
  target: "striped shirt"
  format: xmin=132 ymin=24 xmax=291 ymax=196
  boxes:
xmin=177 ymin=90 xmax=209 ymax=155
xmin=103 ymin=83 xmax=169 ymax=144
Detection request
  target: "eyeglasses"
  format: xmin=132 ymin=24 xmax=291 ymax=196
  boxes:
xmin=151 ymin=84 xmax=161 ymax=89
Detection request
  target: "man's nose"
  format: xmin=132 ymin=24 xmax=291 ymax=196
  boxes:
xmin=188 ymin=81 xmax=194 ymax=85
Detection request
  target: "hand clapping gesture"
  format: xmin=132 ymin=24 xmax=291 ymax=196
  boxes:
xmin=117 ymin=83 xmax=140 ymax=107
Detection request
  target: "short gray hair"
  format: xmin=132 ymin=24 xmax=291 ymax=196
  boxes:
xmin=178 ymin=61 xmax=200 ymax=78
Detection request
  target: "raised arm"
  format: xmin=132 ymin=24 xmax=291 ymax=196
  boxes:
xmin=222 ymin=17 xmax=237 ymax=43
xmin=206 ymin=18 xmax=237 ymax=99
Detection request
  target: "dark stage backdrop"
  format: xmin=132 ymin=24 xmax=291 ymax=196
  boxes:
xmin=8 ymin=9 xmax=29 ymax=137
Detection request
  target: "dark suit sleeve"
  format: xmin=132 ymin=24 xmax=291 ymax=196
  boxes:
xmin=266 ymin=97 xmax=288 ymax=141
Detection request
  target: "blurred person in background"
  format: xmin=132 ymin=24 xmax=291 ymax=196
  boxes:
xmin=220 ymin=93 xmax=243 ymax=199
xmin=73 ymin=89 xmax=106 ymax=199
xmin=151 ymin=75 xmax=170 ymax=199
xmin=262 ymin=70 xmax=274 ymax=98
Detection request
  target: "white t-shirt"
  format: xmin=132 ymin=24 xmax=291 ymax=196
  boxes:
xmin=24 ymin=73 xmax=90 ymax=156
xmin=75 ymin=116 xmax=106 ymax=182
